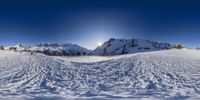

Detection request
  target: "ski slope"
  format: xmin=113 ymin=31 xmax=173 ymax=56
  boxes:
xmin=0 ymin=49 xmax=200 ymax=100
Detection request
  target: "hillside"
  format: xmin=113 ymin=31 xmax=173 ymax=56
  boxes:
xmin=3 ymin=38 xmax=184 ymax=56
xmin=0 ymin=49 xmax=199 ymax=100
xmin=5 ymin=43 xmax=90 ymax=56
xmin=89 ymin=38 xmax=177 ymax=56
xmin=29 ymin=43 xmax=90 ymax=56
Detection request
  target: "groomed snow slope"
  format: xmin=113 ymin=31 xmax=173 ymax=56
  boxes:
xmin=0 ymin=49 xmax=200 ymax=100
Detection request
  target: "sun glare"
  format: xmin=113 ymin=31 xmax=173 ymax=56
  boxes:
xmin=98 ymin=42 xmax=102 ymax=46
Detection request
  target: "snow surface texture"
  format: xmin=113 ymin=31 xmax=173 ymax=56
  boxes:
xmin=90 ymin=38 xmax=175 ymax=56
xmin=0 ymin=49 xmax=200 ymax=100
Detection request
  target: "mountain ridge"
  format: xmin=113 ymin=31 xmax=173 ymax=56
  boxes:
xmin=89 ymin=38 xmax=182 ymax=56
xmin=3 ymin=38 xmax=184 ymax=56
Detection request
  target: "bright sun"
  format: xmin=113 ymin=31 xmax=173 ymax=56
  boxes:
xmin=97 ymin=42 xmax=102 ymax=46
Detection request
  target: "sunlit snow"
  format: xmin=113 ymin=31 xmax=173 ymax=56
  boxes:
xmin=0 ymin=49 xmax=200 ymax=100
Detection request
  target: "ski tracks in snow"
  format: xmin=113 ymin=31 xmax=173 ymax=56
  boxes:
xmin=0 ymin=50 xmax=200 ymax=99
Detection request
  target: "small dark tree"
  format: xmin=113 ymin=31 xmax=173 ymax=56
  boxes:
xmin=122 ymin=45 xmax=128 ymax=54
xmin=83 ymin=52 xmax=86 ymax=55
xmin=103 ymin=48 xmax=107 ymax=56
xmin=0 ymin=46 xmax=4 ymax=50
xmin=131 ymin=39 xmax=138 ymax=47
xmin=77 ymin=51 xmax=80 ymax=56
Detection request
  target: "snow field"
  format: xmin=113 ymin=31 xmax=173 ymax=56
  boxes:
xmin=0 ymin=49 xmax=199 ymax=99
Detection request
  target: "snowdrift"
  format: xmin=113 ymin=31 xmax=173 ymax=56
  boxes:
xmin=0 ymin=49 xmax=199 ymax=100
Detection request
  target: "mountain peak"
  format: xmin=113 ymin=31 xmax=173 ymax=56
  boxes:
xmin=89 ymin=38 xmax=178 ymax=56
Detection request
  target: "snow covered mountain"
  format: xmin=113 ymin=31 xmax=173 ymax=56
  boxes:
xmin=14 ymin=44 xmax=31 ymax=51
xmin=0 ymin=49 xmax=199 ymax=100
xmin=4 ymin=38 xmax=184 ymax=56
xmin=4 ymin=44 xmax=31 ymax=51
xmin=5 ymin=43 xmax=90 ymax=56
xmin=29 ymin=43 xmax=90 ymax=56
xmin=90 ymin=38 xmax=177 ymax=56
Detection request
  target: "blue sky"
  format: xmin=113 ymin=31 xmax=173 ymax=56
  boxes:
xmin=0 ymin=0 xmax=200 ymax=49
